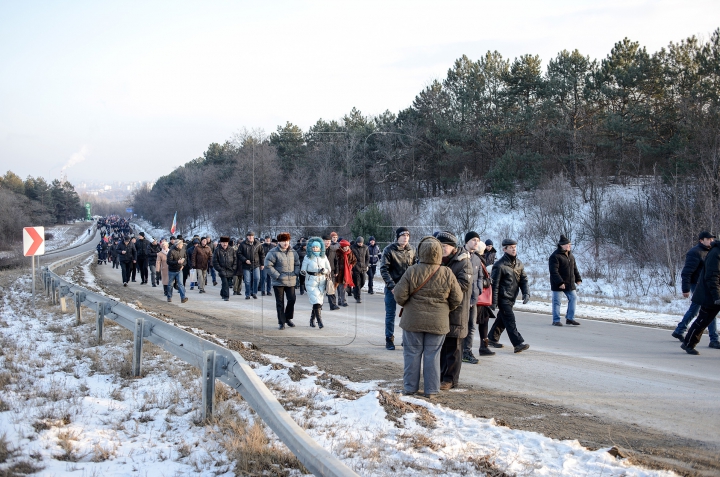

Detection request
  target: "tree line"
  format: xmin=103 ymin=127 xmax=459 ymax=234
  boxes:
xmin=0 ymin=171 xmax=85 ymax=244
xmin=133 ymin=29 xmax=720 ymax=259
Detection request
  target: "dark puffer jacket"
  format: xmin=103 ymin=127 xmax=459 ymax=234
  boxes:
xmin=444 ymin=248 xmax=473 ymax=338
xmin=116 ymin=240 xmax=136 ymax=263
xmin=548 ymin=247 xmax=582 ymax=292
xmin=135 ymin=238 xmax=149 ymax=259
xmin=380 ymin=242 xmax=417 ymax=290
xmin=237 ymin=238 xmax=266 ymax=270
xmin=396 ymin=237 xmax=463 ymax=335
xmin=167 ymin=245 xmax=187 ymax=273
xmin=681 ymin=242 xmax=712 ymax=294
xmin=351 ymin=242 xmax=369 ymax=272
xmin=491 ymin=253 xmax=529 ymax=305
xmin=148 ymin=242 xmax=161 ymax=263
xmin=213 ymin=245 xmax=237 ymax=278
xmin=692 ymin=241 xmax=720 ymax=306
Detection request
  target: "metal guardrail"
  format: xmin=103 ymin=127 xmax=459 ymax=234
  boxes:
xmin=43 ymin=251 xmax=358 ymax=477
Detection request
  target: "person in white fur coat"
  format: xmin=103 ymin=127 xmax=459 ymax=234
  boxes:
xmin=301 ymin=236 xmax=332 ymax=328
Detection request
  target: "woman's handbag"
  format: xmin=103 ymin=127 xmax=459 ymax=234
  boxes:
xmin=477 ymin=262 xmax=492 ymax=306
xmin=325 ymin=275 xmax=337 ymax=295
xmin=399 ymin=266 xmax=440 ymax=317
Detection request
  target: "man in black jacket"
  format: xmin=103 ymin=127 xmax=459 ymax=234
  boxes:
xmin=166 ymin=239 xmax=189 ymax=303
xmin=549 ymin=235 xmax=582 ymax=326
xmin=135 ymin=232 xmax=150 ymax=284
xmin=380 ymin=227 xmax=417 ymax=350
xmin=324 ymin=235 xmax=339 ymax=310
xmin=237 ymin=231 xmax=266 ymax=299
xmin=213 ymin=236 xmax=237 ymax=301
xmin=351 ymin=236 xmax=369 ymax=303
xmin=147 ymin=237 xmax=161 ymax=287
xmin=489 ymin=239 xmax=530 ymax=353
xmin=116 ymin=235 xmax=136 ymax=287
xmin=681 ymin=240 xmax=720 ymax=354
xmin=673 ymin=231 xmax=720 ymax=348
xmin=367 ymin=236 xmax=381 ymax=294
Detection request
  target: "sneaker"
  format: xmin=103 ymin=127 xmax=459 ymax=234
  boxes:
xmin=181 ymin=297 xmax=189 ymax=304
xmin=400 ymin=390 xmax=416 ymax=396
xmin=514 ymin=343 xmax=530 ymax=353
xmin=709 ymin=341 xmax=720 ymax=349
xmin=462 ymin=351 xmax=479 ymax=364
xmin=439 ymin=382 xmax=453 ymax=391
xmin=487 ymin=340 xmax=504 ymax=348
xmin=566 ymin=319 xmax=580 ymax=326
xmin=552 ymin=321 xmax=563 ymax=326
xmin=681 ymin=343 xmax=699 ymax=355
xmin=386 ymin=338 xmax=395 ymax=350
xmin=420 ymin=393 xmax=435 ymax=400
xmin=671 ymin=331 xmax=685 ymax=342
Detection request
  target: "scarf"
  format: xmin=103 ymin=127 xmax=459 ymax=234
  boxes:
xmin=337 ymin=247 xmax=355 ymax=287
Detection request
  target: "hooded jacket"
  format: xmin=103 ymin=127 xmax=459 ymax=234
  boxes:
xmin=301 ymin=237 xmax=331 ymax=305
xmin=396 ymin=237 xmax=463 ymax=335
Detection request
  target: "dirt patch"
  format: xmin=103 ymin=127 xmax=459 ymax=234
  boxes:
xmin=86 ymin=269 xmax=720 ymax=477
xmin=378 ymin=390 xmax=436 ymax=429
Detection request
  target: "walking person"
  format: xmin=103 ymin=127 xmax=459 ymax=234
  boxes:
xmin=156 ymin=241 xmax=170 ymax=298
xmin=116 ymin=235 xmax=136 ymax=287
xmin=129 ymin=237 xmax=138 ymax=282
xmin=265 ymin=233 xmax=300 ymax=329
xmin=434 ymin=231 xmax=472 ymax=390
xmin=301 ymin=237 xmax=331 ymax=328
xmin=462 ymin=232 xmax=486 ymax=364
xmin=166 ymin=239 xmax=189 ymax=304
xmin=192 ymin=237 xmax=213 ymax=294
xmin=367 ymin=236 xmax=381 ymax=294
xmin=380 ymin=227 xmax=417 ymax=350
xmin=148 ymin=237 xmax=161 ymax=287
xmin=260 ymin=236 xmax=274 ymax=296
xmin=135 ymin=232 xmax=150 ymax=284
xmin=549 ymin=235 xmax=583 ymax=326
xmin=488 ymin=239 xmax=531 ymax=353
xmin=323 ymin=235 xmax=340 ymax=310
xmin=483 ymin=240 xmax=496 ymax=266
xmin=334 ymin=240 xmax=356 ymax=307
xmin=351 ymin=236 xmax=369 ymax=303
xmin=237 ymin=231 xmax=266 ymax=299
xmin=681 ymin=239 xmax=720 ymax=354
xmin=213 ymin=237 xmax=236 ymax=301
xmin=673 ymin=231 xmax=720 ymax=348
xmin=395 ymin=236 xmax=463 ymax=398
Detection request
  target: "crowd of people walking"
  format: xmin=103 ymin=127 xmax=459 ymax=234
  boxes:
xmin=94 ymin=216 xmax=720 ymax=398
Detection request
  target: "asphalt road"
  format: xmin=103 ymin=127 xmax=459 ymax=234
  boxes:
xmin=87 ymin=257 xmax=720 ymax=450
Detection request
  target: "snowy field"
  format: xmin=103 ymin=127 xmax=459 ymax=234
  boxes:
xmin=0 ymin=256 xmax=678 ymax=476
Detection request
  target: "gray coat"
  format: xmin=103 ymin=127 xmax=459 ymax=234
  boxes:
xmin=265 ymin=246 xmax=300 ymax=287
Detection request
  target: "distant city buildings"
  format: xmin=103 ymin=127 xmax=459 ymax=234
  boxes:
xmin=74 ymin=180 xmax=154 ymax=201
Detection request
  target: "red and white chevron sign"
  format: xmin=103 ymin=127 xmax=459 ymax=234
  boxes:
xmin=23 ymin=226 xmax=45 ymax=256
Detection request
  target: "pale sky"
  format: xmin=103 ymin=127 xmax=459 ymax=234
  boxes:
xmin=1 ymin=1 xmax=718 ymax=184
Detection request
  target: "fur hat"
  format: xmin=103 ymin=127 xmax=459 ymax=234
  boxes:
xmin=558 ymin=234 xmax=571 ymax=246
xmin=501 ymin=238 xmax=517 ymax=247
xmin=396 ymin=227 xmax=410 ymax=239
xmin=464 ymin=231 xmax=480 ymax=243
xmin=219 ymin=236 xmax=230 ymax=243
xmin=434 ymin=230 xmax=457 ymax=246
xmin=277 ymin=232 xmax=291 ymax=242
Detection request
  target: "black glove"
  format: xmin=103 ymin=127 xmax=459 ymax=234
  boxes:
xmin=522 ymin=295 xmax=530 ymax=304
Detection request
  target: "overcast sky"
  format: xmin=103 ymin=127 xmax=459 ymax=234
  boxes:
xmin=1 ymin=1 xmax=718 ymax=184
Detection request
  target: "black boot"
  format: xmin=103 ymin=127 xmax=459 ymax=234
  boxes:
xmin=479 ymin=339 xmax=496 ymax=356
xmin=316 ymin=307 xmax=324 ymax=329
xmin=310 ymin=308 xmax=316 ymax=327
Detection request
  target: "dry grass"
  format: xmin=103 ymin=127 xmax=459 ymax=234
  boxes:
xmin=54 ymin=429 xmax=83 ymax=462
xmin=0 ymin=433 xmax=13 ymax=464
xmin=398 ymin=431 xmax=445 ymax=451
xmin=466 ymin=453 xmax=516 ymax=477
xmin=91 ymin=441 xmax=117 ymax=462
xmin=377 ymin=390 xmax=436 ymax=429
xmin=315 ymin=373 xmax=361 ymax=400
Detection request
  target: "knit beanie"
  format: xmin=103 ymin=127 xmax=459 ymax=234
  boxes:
xmin=464 ymin=231 xmax=480 ymax=243
xmin=395 ymin=227 xmax=410 ymax=239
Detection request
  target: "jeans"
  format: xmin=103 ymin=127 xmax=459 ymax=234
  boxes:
xmin=273 ymin=286 xmax=296 ymax=324
xmin=243 ymin=267 xmax=260 ymax=296
xmin=337 ymin=284 xmax=348 ymax=305
xmin=385 ymin=288 xmax=398 ymax=339
xmin=402 ymin=331 xmax=445 ymax=395
xmin=675 ymin=284 xmax=719 ymax=342
xmin=683 ymin=304 xmax=720 ymax=349
xmin=367 ymin=265 xmax=377 ymax=292
xmin=260 ymin=268 xmax=272 ymax=294
xmin=552 ymin=290 xmax=577 ymax=323
xmin=167 ymin=271 xmax=186 ymax=300
xmin=489 ymin=301 xmax=524 ymax=347
xmin=196 ymin=268 xmax=207 ymax=291
xmin=440 ymin=336 xmax=463 ymax=386
xmin=148 ymin=264 xmax=157 ymax=286
xmin=210 ymin=267 xmax=216 ymax=284
xmin=462 ymin=304 xmax=477 ymax=354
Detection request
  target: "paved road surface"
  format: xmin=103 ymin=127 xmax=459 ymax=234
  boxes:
xmin=88 ymin=258 xmax=720 ymax=449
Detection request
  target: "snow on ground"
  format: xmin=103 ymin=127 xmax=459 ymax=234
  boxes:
xmin=0 ymin=260 xmax=678 ymax=476
xmin=133 ymin=218 xmax=218 ymax=243
xmin=44 ymin=222 xmax=94 ymax=252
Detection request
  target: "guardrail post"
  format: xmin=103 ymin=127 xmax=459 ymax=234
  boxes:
xmin=132 ymin=317 xmax=145 ymax=377
xmin=51 ymin=279 xmax=57 ymax=305
xmin=202 ymin=350 xmax=216 ymax=421
xmin=96 ymin=303 xmax=106 ymax=342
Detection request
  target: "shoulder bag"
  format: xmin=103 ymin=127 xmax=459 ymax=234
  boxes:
xmin=399 ymin=266 xmax=440 ymax=317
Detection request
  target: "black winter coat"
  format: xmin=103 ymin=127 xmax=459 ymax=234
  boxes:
xmin=167 ymin=246 xmax=187 ymax=272
xmin=135 ymin=238 xmax=149 ymax=259
xmin=681 ymin=242 xmax=711 ymax=294
xmin=491 ymin=253 xmax=528 ymax=305
xmin=327 ymin=244 xmax=338 ymax=274
xmin=379 ymin=242 xmax=417 ymax=290
xmin=548 ymin=247 xmax=582 ymax=292
xmin=692 ymin=241 xmax=720 ymax=306
xmin=237 ymin=239 xmax=266 ymax=270
xmin=445 ymin=249 xmax=473 ymax=338
xmin=368 ymin=244 xmax=381 ymax=266
xmin=483 ymin=249 xmax=497 ymax=266
xmin=148 ymin=242 xmax=161 ymax=262
xmin=213 ymin=246 xmax=237 ymax=278
xmin=116 ymin=241 xmax=136 ymax=263
xmin=351 ymin=243 xmax=369 ymax=272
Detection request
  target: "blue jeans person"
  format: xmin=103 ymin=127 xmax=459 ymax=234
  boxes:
xmin=462 ymin=304 xmax=477 ymax=354
xmin=167 ymin=271 xmax=186 ymax=300
xmin=402 ymin=330 xmax=445 ymax=395
xmin=675 ymin=284 xmax=719 ymax=342
xmin=385 ymin=288 xmax=398 ymax=339
xmin=243 ymin=267 xmax=260 ymax=297
xmin=552 ymin=290 xmax=577 ymax=323
xmin=260 ymin=267 xmax=272 ymax=294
